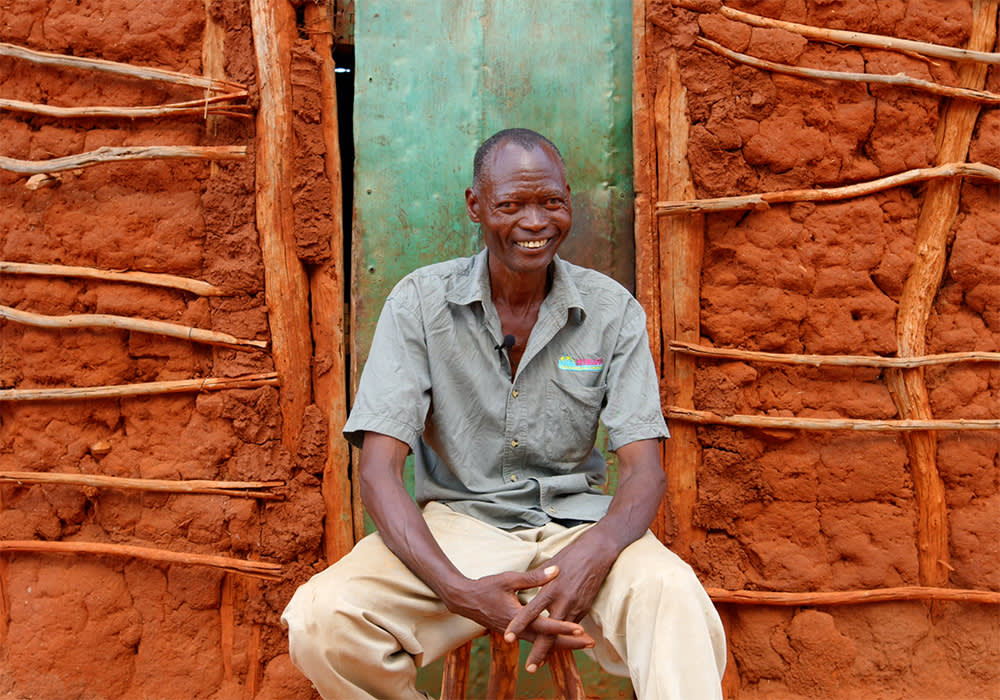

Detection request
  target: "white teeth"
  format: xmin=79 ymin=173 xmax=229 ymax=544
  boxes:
xmin=518 ymin=239 xmax=547 ymax=249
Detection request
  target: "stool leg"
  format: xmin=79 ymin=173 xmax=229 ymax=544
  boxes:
xmin=440 ymin=640 xmax=472 ymax=700
xmin=548 ymin=647 xmax=587 ymax=700
xmin=487 ymin=630 xmax=519 ymax=700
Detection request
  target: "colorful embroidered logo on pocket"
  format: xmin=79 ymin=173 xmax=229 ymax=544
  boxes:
xmin=558 ymin=355 xmax=605 ymax=372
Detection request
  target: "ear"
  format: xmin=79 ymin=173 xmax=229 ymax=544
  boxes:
xmin=465 ymin=187 xmax=481 ymax=223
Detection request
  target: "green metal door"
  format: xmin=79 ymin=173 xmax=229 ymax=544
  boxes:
xmin=353 ymin=0 xmax=634 ymax=361
xmin=352 ymin=1 xmax=634 ymax=696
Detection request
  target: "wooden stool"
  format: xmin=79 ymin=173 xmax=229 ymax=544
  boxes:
xmin=441 ymin=629 xmax=587 ymax=700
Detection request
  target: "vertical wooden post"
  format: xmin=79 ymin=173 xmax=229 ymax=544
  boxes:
xmin=0 ymin=556 xmax=9 ymax=645
xmin=249 ymin=0 xmax=313 ymax=449
xmin=632 ymin=0 xmax=661 ymax=369
xmin=245 ymin=623 xmax=263 ymax=700
xmin=886 ymin=0 xmax=998 ymax=587
xmin=654 ymin=53 xmax=705 ymax=556
xmin=303 ymin=1 xmax=355 ymax=562
xmin=632 ymin=0 xmax=673 ymax=544
xmin=219 ymin=573 xmax=235 ymax=682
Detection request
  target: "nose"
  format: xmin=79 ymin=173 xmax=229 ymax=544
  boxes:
xmin=519 ymin=204 xmax=547 ymax=231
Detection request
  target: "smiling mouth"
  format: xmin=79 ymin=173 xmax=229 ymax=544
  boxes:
xmin=516 ymin=238 xmax=550 ymax=249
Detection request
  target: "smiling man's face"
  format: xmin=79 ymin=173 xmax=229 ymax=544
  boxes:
xmin=466 ymin=140 xmax=572 ymax=278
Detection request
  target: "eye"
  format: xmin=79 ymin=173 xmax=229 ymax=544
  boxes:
xmin=496 ymin=201 xmax=518 ymax=213
xmin=545 ymin=197 xmax=565 ymax=208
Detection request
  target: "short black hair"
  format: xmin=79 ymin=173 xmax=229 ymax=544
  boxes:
xmin=472 ymin=128 xmax=565 ymax=188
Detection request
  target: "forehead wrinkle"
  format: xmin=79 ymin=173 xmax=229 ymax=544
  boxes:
xmin=489 ymin=181 xmax=566 ymax=203
xmin=480 ymin=142 xmax=567 ymax=190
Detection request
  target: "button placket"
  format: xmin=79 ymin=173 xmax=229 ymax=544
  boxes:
xmin=502 ymin=379 xmax=523 ymax=484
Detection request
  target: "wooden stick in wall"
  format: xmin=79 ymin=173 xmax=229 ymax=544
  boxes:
xmin=696 ymin=37 xmax=1000 ymax=105
xmin=304 ymin=0 xmax=356 ymax=560
xmin=669 ymin=341 xmax=1000 ymax=368
xmin=0 ymin=305 xmax=267 ymax=350
xmin=706 ymin=585 xmax=1000 ymax=606
xmin=0 ymin=261 xmax=226 ymax=296
xmin=0 ymin=373 xmax=278 ymax=402
xmin=0 ymin=472 xmax=284 ymax=500
xmin=249 ymin=0 xmax=314 ymax=449
xmin=668 ymin=407 xmax=1000 ymax=432
xmin=886 ymin=0 xmax=999 ymax=588
xmin=655 ymin=162 xmax=1000 ymax=215
xmin=0 ymin=145 xmax=246 ymax=175
xmin=717 ymin=5 xmax=1000 ymax=65
xmin=0 ymin=94 xmax=251 ymax=120
xmin=0 ymin=540 xmax=282 ymax=580
xmin=0 ymin=41 xmax=246 ymax=92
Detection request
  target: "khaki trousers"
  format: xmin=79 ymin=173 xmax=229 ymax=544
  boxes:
xmin=282 ymin=502 xmax=726 ymax=700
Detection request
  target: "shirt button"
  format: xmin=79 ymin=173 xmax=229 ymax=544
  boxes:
xmin=511 ymin=389 xmax=519 ymax=398
xmin=510 ymin=439 xmax=519 ymax=447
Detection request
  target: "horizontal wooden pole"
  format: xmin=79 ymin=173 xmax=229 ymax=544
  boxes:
xmin=0 ymin=304 xmax=268 ymax=350
xmin=719 ymin=5 xmax=1000 ymax=65
xmin=1 ymin=260 xmax=226 ymax=296
xmin=0 ymin=93 xmax=252 ymax=120
xmin=670 ymin=341 xmax=1000 ymax=368
xmin=656 ymin=162 xmax=1000 ymax=215
xmin=697 ymin=37 xmax=1000 ymax=105
xmin=0 ymin=41 xmax=247 ymax=91
xmin=0 ymin=373 xmax=278 ymax=402
xmin=707 ymin=585 xmax=1000 ymax=606
xmin=0 ymin=472 xmax=284 ymax=500
xmin=668 ymin=407 xmax=1000 ymax=432
xmin=0 ymin=145 xmax=246 ymax=175
xmin=0 ymin=540 xmax=282 ymax=580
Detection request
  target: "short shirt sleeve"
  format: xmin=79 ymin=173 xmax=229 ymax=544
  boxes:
xmin=600 ymin=297 xmax=670 ymax=451
xmin=342 ymin=279 xmax=432 ymax=452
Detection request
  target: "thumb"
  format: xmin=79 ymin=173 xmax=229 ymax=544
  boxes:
xmin=511 ymin=564 xmax=559 ymax=592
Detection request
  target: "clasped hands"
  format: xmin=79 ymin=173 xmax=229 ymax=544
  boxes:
xmin=445 ymin=548 xmax=614 ymax=673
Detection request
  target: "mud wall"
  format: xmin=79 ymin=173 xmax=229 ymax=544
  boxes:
xmin=644 ymin=1 xmax=999 ymax=699
xmin=0 ymin=2 xmax=333 ymax=698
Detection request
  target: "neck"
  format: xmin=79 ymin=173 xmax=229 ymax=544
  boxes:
xmin=488 ymin=256 xmax=551 ymax=311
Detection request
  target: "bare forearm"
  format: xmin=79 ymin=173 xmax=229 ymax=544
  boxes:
xmin=591 ymin=457 xmax=665 ymax=550
xmin=567 ymin=453 xmax=665 ymax=572
xmin=360 ymin=464 xmax=469 ymax=604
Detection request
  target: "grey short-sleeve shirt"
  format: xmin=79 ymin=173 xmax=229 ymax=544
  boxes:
xmin=343 ymin=249 xmax=669 ymax=529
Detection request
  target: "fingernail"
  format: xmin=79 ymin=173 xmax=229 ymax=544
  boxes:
xmin=573 ymin=628 xmax=583 ymax=635
xmin=544 ymin=565 xmax=557 ymax=575
xmin=504 ymin=632 xmax=515 ymax=642
xmin=526 ymin=664 xmax=537 ymax=673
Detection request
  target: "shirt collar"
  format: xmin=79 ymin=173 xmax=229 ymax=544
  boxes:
xmin=445 ymin=248 xmax=586 ymax=323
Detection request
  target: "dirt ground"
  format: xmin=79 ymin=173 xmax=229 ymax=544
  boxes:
xmin=0 ymin=1 xmax=998 ymax=699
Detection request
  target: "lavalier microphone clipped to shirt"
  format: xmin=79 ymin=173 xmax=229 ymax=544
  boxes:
xmin=494 ymin=334 xmax=515 ymax=354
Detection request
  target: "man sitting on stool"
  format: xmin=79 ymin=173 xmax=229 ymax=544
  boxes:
xmin=282 ymin=128 xmax=726 ymax=700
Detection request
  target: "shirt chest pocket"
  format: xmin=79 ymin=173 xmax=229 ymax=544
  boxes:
xmin=542 ymin=379 xmax=607 ymax=464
